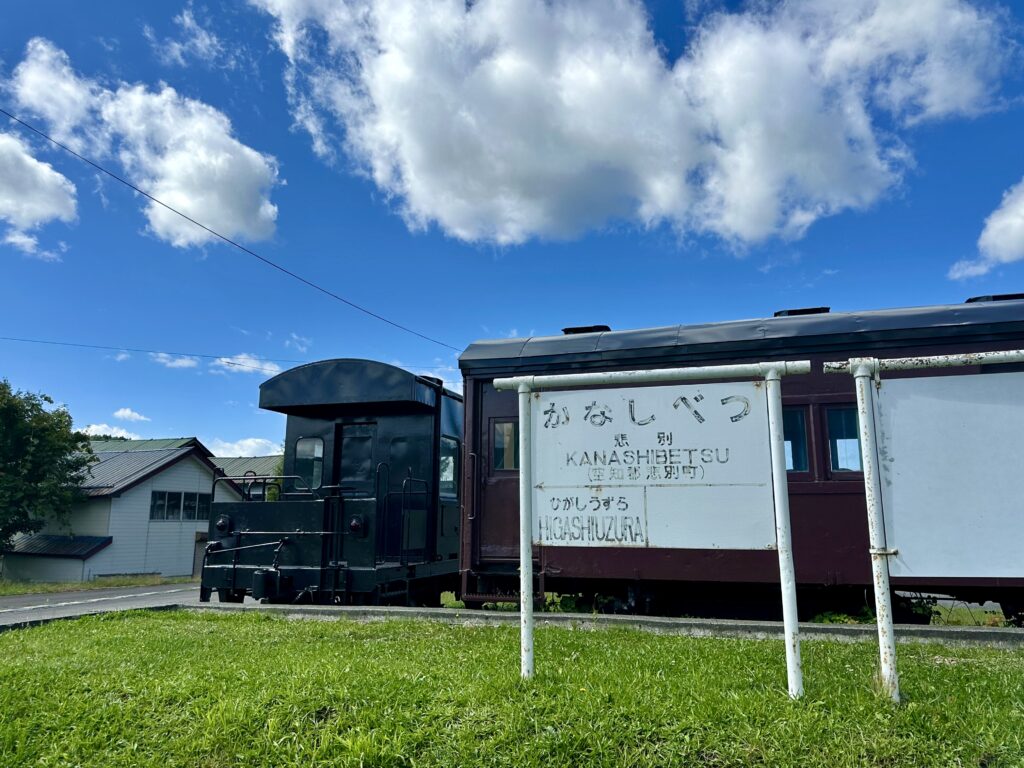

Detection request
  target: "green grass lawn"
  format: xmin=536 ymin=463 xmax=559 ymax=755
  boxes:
xmin=0 ymin=574 xmax=194 ymax=597
xmin=0 ymin=612 xmax=1021 ymax=767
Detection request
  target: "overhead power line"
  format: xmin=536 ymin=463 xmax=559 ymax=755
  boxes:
xmin=0 ymin=334 xmax=458 ymax=373
xmin=0 ymin=107 xmax=460 ymax=352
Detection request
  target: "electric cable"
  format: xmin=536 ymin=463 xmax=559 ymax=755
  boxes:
xmin=0 ymin=107 xmax=460 ymax=352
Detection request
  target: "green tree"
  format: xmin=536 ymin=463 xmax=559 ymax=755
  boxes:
xmin=0 ymin=380 xmax=93 ymax=549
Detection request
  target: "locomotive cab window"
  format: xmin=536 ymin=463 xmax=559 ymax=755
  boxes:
xmin=827 ymin=406 xmax=862 ymax=472
xmin=493 ymin=421 xmax=519 ymax=471
xmin=782 ymin=407 xmax=808 ymax=472
xmin=295 ymin=436 xmax=324 ymax=490
xmin=439 ymin=436 xmax=459 ymax=497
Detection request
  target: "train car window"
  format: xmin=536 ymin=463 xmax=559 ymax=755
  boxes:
xmin=782 ymin=407 xmax=808 ymax=472
xmin=439 ymin=436 xmax=459 ymax=497
xmin=493 ymin=421 xmax=519 ymax=471
xmin=295 ymin=436 xmax=324 ymax=489
xmin=149 ymin=491 xmax=167 ymax=520
xmin=827 ymin=407 xmax=862 ymax=472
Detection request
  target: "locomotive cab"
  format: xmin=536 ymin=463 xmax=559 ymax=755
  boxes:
xmin=200 ymin=359 xmax=463 ymax=605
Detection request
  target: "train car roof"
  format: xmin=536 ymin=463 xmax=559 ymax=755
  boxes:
xmin=460 ymin=299 xmax=1024 ymax=371
xmin=260 ymin=358 xmax=461 ymax=416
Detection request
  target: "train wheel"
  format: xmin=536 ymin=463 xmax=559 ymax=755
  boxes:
xmin=1000 ymin=601 xmax=1024 ymax=627
xmin=217 ymin=589 xmax=245 ymax=603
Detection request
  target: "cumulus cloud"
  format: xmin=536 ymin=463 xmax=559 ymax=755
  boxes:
xmin=113 ymin=407 xmax=151 ymax=422
xmin=0 ymin=132 xmax=77 ymax=257
xmin=150 ymin=351 xmax=200 ymax=368
xmin=145 ymin=4 xmax=234 ymax=69
xmin=251 ymin=0 xmax=1008 ymax=245
xmin=949 ymin=177 xmax=1024 ymax=279
xmin=211 ymin=353 xmax=283 ymax=376
xmin=210 ymin=437 xmax=281 ymax=457
xmin=7 ymin=38 xmax=279 ymax=248
xmin=81 ymin=424 xmax=142 ymax=439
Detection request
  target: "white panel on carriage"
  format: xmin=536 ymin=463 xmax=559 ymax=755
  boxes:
xmin=529 ymin=380 xmax=776 ymax=549
xmin=874 ymin=371 xmax=1024 ymax=578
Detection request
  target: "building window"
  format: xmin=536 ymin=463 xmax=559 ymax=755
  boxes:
xmin=782 ymin=407 xmax=808 ymax=472
xmin=165 ymin=491 xmax=182 ymax=520
xmin=295 ymin=436 xmax=324 ymax=490
xmin=827 ymin=406 xmax=862 ymax=472
xmin=151 ymin=491 xmax=212 ymax=521
xmin=493 ymin=421 xmax=519 ymax=471
xmin=439 ymin=436 xmax=459 ymax=497
xmin=150 ymin=492 xmax=167 ymax=520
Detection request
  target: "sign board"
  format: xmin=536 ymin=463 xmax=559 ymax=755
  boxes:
xmin=874 ymin=371 xmax=1024 ymax=578
xmin=530 ymin=380 xmax=775 ymax=549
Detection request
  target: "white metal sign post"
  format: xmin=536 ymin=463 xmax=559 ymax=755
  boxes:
xmin=495 ymin=360 xmax=810 ymax=699
xmin=825 ymin=349 xmax=1024 ymax=704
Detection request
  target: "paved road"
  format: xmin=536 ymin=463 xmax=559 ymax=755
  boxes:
xmin=0 ymin=583 xmax=203 ymax=630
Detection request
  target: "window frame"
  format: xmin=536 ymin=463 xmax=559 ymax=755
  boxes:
xmin=781 ymin=405 xmax=812 ymax=478
xmin=490 ymin=418 xmax=520 ymax=473
xmin=438 ymin=435 xmax=460 ymax=499
xmin=295 ymin=435 xmax=325 ymax=490
xmin=824 ymin=404 xmax=864 ymax=477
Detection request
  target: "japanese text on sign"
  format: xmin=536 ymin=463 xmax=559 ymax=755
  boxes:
xmin=530 ymin=381 xmax=777 ymax=550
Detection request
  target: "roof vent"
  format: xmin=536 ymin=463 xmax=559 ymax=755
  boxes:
xmin=773 ymin=306 xmax=830 ymax=318
xmin=965 ymin=293 xmax=1024 ymax=303
xmin=562 ymin=324 xmax=611 ymax=335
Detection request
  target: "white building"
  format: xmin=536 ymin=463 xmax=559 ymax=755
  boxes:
xmin=2 ymin=438 xmax=240 ymax=582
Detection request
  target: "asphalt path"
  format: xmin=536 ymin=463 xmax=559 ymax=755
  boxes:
xmin=0 ymin=583 xmax=203 ymax=630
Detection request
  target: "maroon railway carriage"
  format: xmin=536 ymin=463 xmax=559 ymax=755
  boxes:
xmin=457 ymin=295 xmax=1024 ymax=621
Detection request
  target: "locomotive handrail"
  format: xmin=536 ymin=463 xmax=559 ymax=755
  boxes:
xmin=207 ymin=538 xmax=289 ymax=555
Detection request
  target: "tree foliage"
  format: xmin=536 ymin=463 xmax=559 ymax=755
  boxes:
xmin=0 ymin=380 xmax=93 ymax=549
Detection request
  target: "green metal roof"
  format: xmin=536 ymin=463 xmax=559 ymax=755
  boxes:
xmin=211 ymin=455 xmax=283 ymax=477
xmin=88 ymin=437 xmax=207 ymax=454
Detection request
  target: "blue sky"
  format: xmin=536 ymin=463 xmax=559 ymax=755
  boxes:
xmin=1 ymin=0 xmax=1022 ymax=455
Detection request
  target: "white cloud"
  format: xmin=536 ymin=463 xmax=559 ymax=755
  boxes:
xmin=211 ymin=353 xmax=283 ymax=376
xmin=251 ymin=0 xmax=1007 ymax=245
xmin=81 ymin=423 xmax=142 ymax=439
xmin=0 ymin=132 xmax=77 ymax=257
xmin=285 ymin=332 xmax=311 ymax=353
xmin=113 ymin=407 xmax=150 ymax=422
xmin=8 ymin=38 xmax=279 ymax=248
xmin=210 ymin=437 xmax=281 ymax=457
xmin=949 ymin=177 xmax=1024 ymax=279
xmin=114 ymin=351 xmax=131 ymax=362
xmin=145 ymin=4 xmax=234 ymax=68
xmin=150 ymin=351 xmax=200 ymax=368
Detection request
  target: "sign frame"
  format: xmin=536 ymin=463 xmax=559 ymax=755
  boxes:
xmin=494 ymin=360 xmax=811 ymax=699
xmin=825 ymin=348 xmax=1024 ymax=703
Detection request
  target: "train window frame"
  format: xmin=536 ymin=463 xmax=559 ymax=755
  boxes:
xmin=439 ymin=435 xmax=460 ymax=498
xmin=491 ymin=419 xmax=520 ymax=472
xmin=782 ymin=405 xmax=811 ymax=476
xmin=295 ymin=436 xmax=325 ymax=490
xmin=825 ymin=405 xmax=864 ymax=475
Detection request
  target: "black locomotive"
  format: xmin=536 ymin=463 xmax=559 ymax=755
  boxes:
xmin=200 ymin=359 xmax=463 ymax=605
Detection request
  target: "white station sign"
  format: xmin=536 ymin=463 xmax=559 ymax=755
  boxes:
xmin=530 ymin=380 xmax=776 ymax=549
xmin=874 ymin=371 xmax=1024 ymax=578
